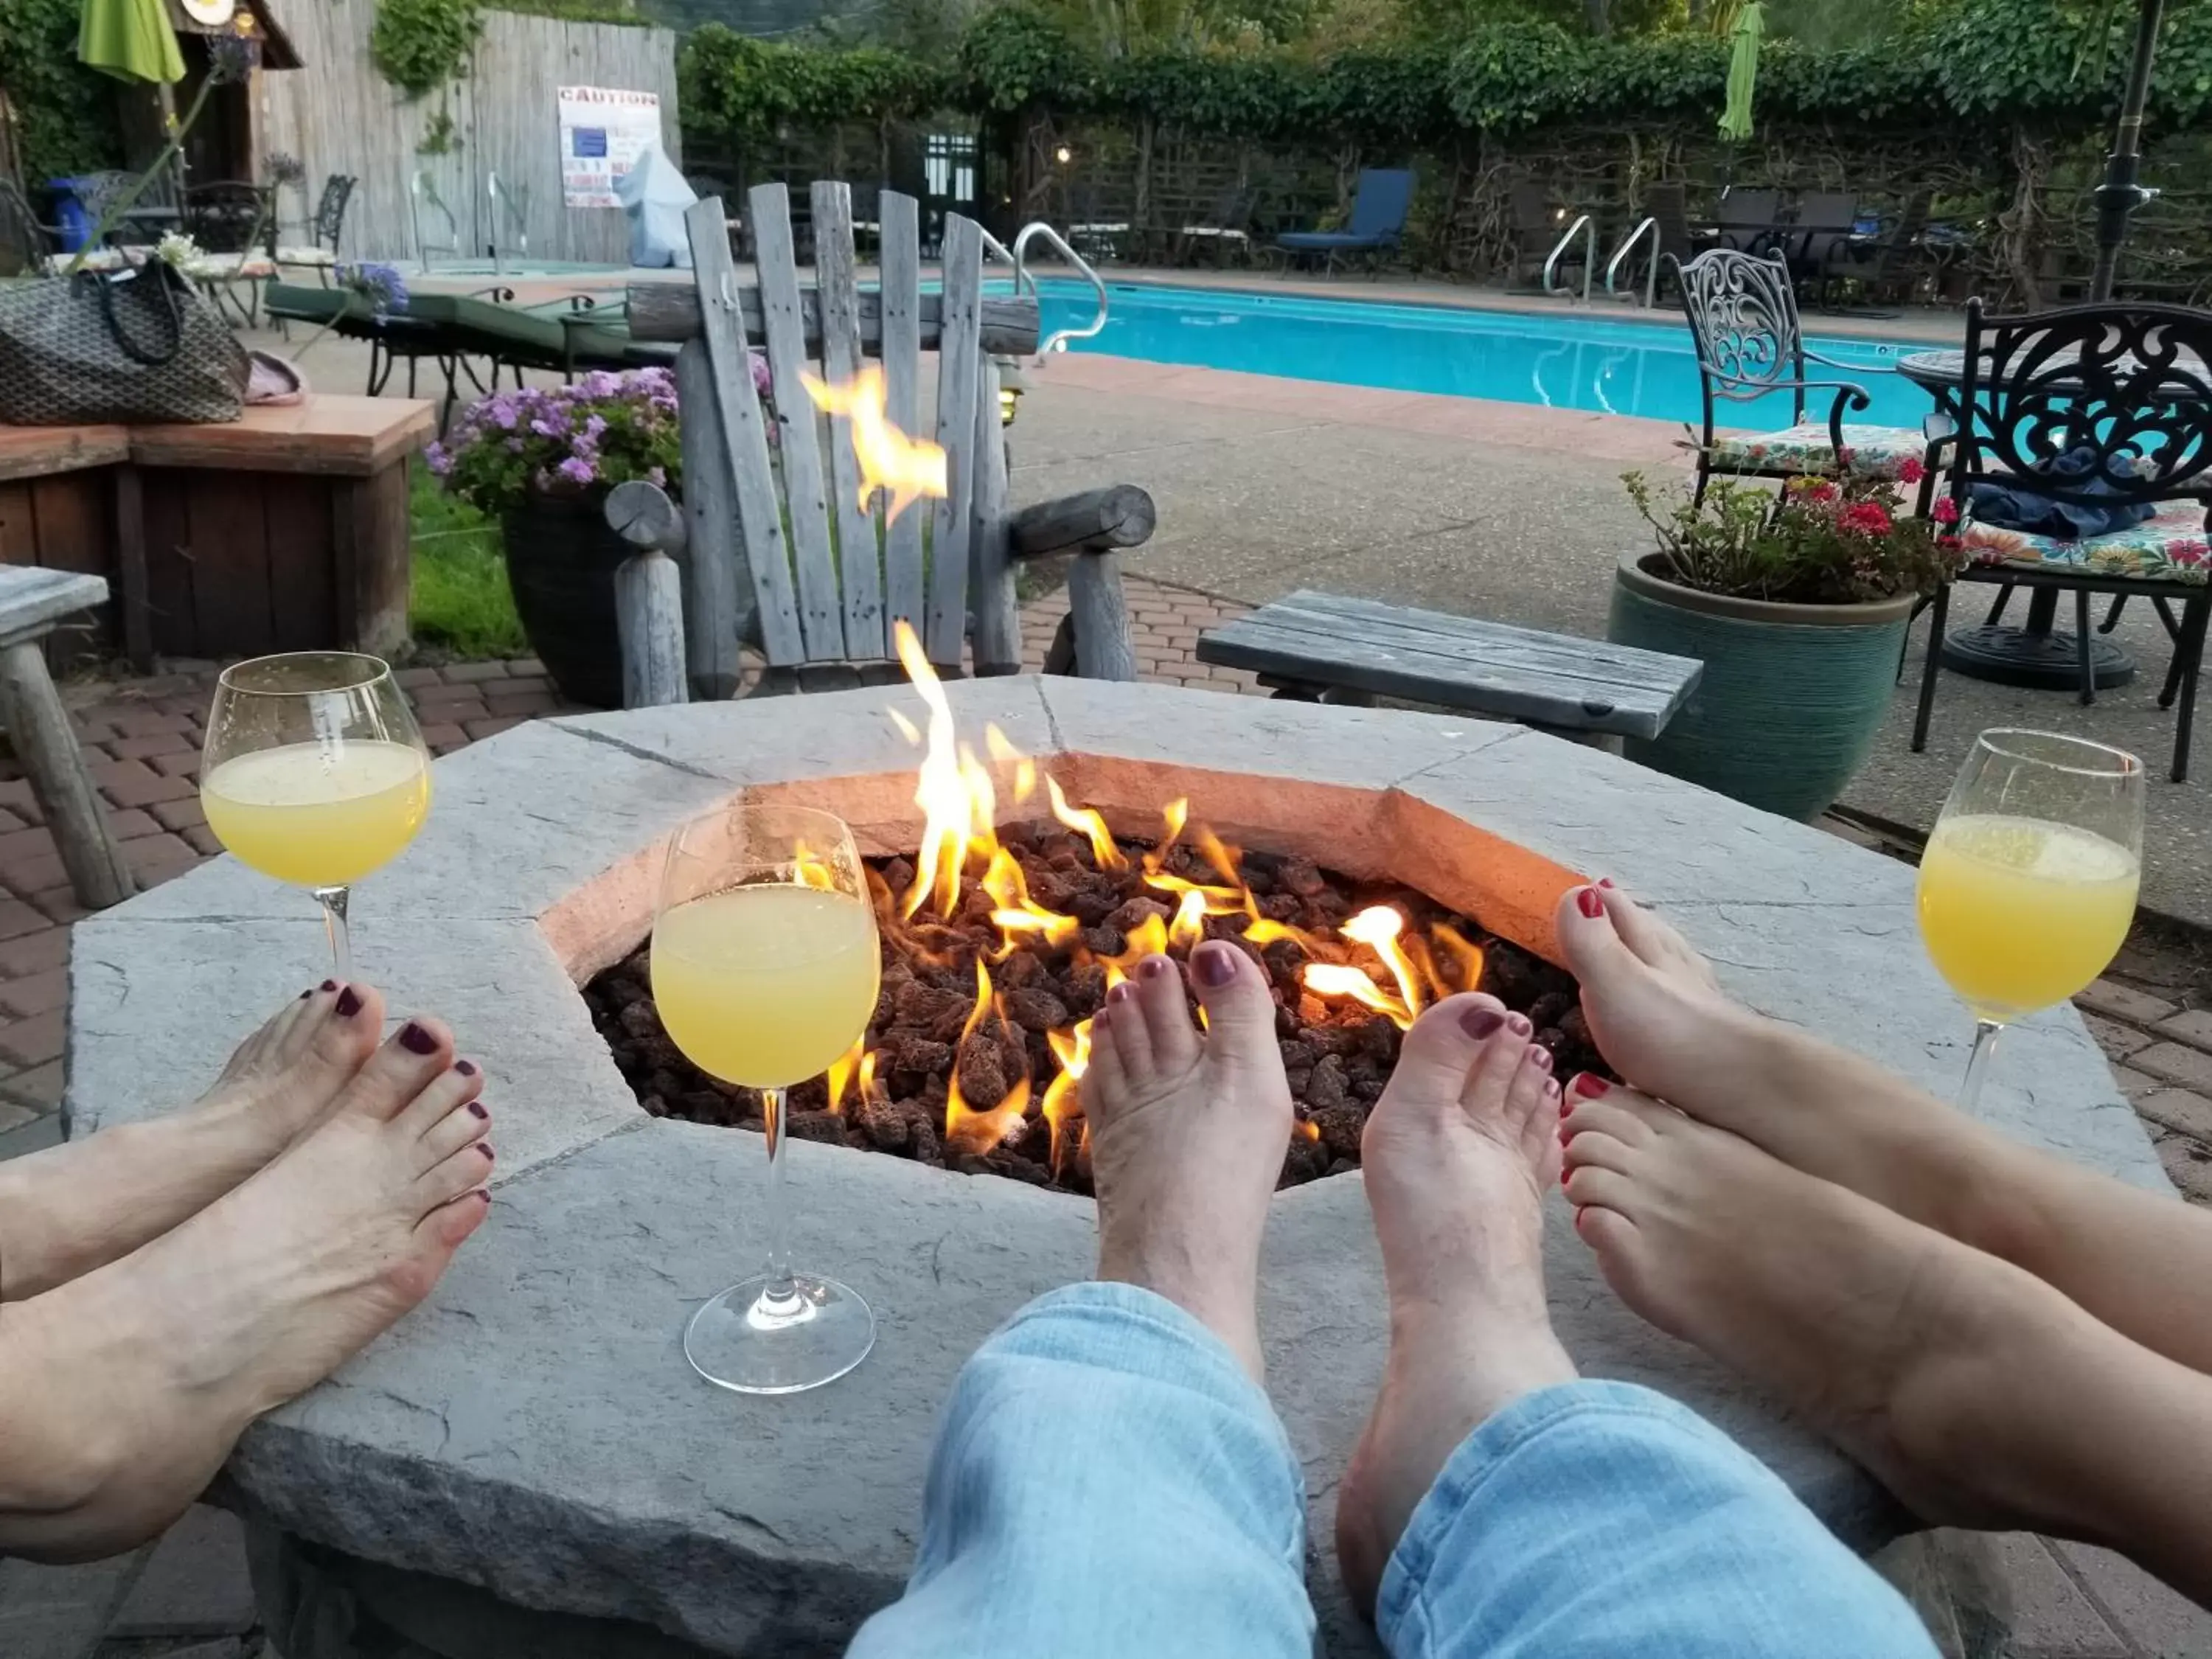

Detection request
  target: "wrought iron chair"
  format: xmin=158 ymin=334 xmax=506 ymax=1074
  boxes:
xmin=0 ymin=178 xmax=60 ymax=275
xmin=1506 ymin=181 xmax=1568 ymax=289
xmin=278 ymin=173 xmax=356 ymax=283
xmin=1912 ymin=299 xmax=2212 ymax=782
xmin=1669 ymin=248 xmax=1939 ymax=502
xmin=181 ymin=181 xmax=277 ymax=324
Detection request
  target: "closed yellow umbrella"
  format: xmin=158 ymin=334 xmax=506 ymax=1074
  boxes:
xmin=77 ymin=0 xmax=186 ymax=84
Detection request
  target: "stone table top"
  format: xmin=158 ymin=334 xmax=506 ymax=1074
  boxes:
xmin=66 ymin=678 xmax=2166 ymax=1657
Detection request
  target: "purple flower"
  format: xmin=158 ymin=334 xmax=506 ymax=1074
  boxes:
xmin=557 ymin=456 xmax=597 ymax=486
xmin=582 ymin=414 xmax=608 ymax=442
xmin=490 ymin=398 xmax=518 ymax=432
xmin=580 ymin=369 xmax=621 ymax=399
xmin=750 ymin=350 xmax=772 ymax=398
xmin=424 ymin=441 xmax=451 ymax=476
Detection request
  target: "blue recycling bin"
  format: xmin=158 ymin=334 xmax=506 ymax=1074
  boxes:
xmin=45 ymin=178 xmax=98 ymax=252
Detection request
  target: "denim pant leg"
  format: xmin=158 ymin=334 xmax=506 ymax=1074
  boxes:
xmin=847 ymin=1281 xmax=1315 ymax=1659
xmin=1380 ymin=1380 xmax=1938 ymax=1659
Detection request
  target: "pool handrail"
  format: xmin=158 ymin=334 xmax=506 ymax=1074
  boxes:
xmin=487 ymin=172 xmax=529 ymax=278
xmin=1012 ymin=220 xmax=1110 ymax=358
xmin=1604 ymin=216 xmax=1659 ymax=309
xmin=1544 ymin=214 xmax=1595 ymax=303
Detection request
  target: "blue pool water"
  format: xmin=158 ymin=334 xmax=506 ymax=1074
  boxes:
xmin=1026 ymin=280 xmax=1932 ymax=433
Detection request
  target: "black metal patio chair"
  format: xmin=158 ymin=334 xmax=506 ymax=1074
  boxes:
xmin=1714 ymin=187 xmax=1782 ymax=256
xmin=1912 ymin=299 xmax=2212 ymax=782
xmin=1669 ymin=248 xmax=1939 ymax=503
xmin=277 ymin=173 xmax=357 ymax=285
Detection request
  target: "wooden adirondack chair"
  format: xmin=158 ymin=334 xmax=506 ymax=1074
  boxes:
xmin=604 ymin=181 xmax=1155 ymax=706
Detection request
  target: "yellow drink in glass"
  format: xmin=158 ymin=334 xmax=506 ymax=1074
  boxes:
xmin=201 ymin=739 xmax=432 ymax=887
xmin=1917 ymin=813 xmax=2140 ymax=1022
xmin=651 ymin=885 xmax=882 ymax=1088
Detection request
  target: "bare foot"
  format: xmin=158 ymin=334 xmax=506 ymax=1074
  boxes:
xmin=1559 ymin=1076 xmax=2184 ymax=1539
xmin=1554 ymin=882 xmax=2003 ymax=1243
xmin=1335 ymin=995 xmax=1577 ymax=1616
xmin=0 ymin=1014 xmax=493 ymax=1559
xmin=1081 ymin=941 xmax=1293 ymax=1382
xmin=0 ymin=980 xmax=388 ymax=1302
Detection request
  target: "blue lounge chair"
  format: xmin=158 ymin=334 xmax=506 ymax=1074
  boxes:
xmin=1273 ymin=169 xmax=1414 ymax=276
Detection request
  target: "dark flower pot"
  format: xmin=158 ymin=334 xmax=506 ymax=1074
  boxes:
xmin=1607 ymin=551 xmax=1916 ymax=821
xmin=501 ymin=490 xmax=627 ymax=710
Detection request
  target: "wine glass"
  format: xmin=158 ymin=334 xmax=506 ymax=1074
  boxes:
xmin=1917 ymin=729 xmax=2144 ymax=1110
xmin=200 ymin=653 xmax=433 ymax=978
xmin=653 ymin=801 xmax=881 ymax=1394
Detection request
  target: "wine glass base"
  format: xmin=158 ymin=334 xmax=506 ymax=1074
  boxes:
xmin=684 ymin=1274 xmax=876 ymax=1395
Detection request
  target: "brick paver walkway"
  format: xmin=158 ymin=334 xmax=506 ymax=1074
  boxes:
xmin=2 ymin=571 xmax=2208 ymax=1658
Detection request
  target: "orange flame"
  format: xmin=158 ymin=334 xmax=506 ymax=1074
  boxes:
xmin=826 ymin=1036 xmax=866 ymax=1114
xmin=1303 ymin=961 xmax=1414 ymax=1028
xmin=1167 ymin=887 xmax=1209 ymax=952
xmin=1431 ymin=920 xmax=1486 ymax=994
xmin=800 ymin=364 xmax=948 ymax=527
xmin=1048 ymin=776 xmax=1125 ymax=872
xmin=1343 ymin=905 xmax=1424 ymax=1024
xmin=944 ymin=959 xmax=1031 ymax=1154
xmin=1040 ymin=1017 xmax=1093 ymax=1171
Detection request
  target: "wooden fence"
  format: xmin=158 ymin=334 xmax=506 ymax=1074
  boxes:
xmin=260 ymin=0 xmax=681 ymax=265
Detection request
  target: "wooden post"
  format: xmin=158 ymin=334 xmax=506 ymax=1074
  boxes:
xmin=673 ymin=341 xmax=745 ymax=699
xmin=969 ymin=356 xmax=1020 ymax=675
xmin=111 ymin=465 xmax=154 ymax=672
xmin=1068 ymin=554 xmax=1137 ymax=683
xmin=606 ymin=479 xmax=689 ymax=710
xmin=0 ymin=636 xmax=133 ymax=908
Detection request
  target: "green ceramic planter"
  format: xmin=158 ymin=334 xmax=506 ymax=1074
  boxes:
xmin=1607 ymin=552 xmax=1916 ymax=821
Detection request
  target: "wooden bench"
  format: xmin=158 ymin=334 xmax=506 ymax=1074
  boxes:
xmin=0 ymin=567 xmax=133 ymax=909
xmin=1197 ymin=590 xmax=1703 ymax=749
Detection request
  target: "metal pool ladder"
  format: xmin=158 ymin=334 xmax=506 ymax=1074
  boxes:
xmin=487 ymin=172 xmax=529 ymax=276
xmin=1604 ymin=216 xmax=1659 ymax=308
xmin=1543 ymin=214 xmax=1595 ymax=303
xmin=990 ymin=222 xmax=1110 ymax=358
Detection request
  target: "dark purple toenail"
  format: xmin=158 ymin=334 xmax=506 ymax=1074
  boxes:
xmin=1107 ymin=981 xmax=1135 ymax=1005
xmin=298 ymin=989 xmax=311 ymax=1000
xmin=335 ymin=987 xmax=363 ymax=1018
xmin=321 ymin=979 xmax=338 ymax=992
xmin=455 ymin=1060 xmax=478 ymax=1077
xmin=468 ymin=1101 xmax=488 ymax=1119
xmin=1507 ymin=1012 xmax=1532 ymax=1037
xmin=398 ymin=1021 xmax=437 ymax=1054
xmin=1461 ymin=1006 xmax=1504 ymax=1039
xmin=1140 ymin=956 xmax=1172 ymax=979
xmin=1194 ymin=945 xmax=1235 ymax=987
xmin=1529 ymin=1047 xmax=1553 ymax=1071
xmin=479 ymin=1144 xmax=495 ymax=1161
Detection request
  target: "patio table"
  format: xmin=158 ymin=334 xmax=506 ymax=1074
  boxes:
xmin=1899 ymin=346 xmax=2146 ymax=689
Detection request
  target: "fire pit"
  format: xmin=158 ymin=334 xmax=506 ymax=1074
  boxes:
xmin=67 ymin=677 xmax=2169 ymax=1659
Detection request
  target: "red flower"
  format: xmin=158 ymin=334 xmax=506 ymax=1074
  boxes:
xmin=1896 ymin=456 xmax=1926 ymax=484
xmin=1796 ymin=478 xmax=1839 ymax=504
xmin=2172 ymin=540 xmax=2208 ymax=566
xmin=1931 ymin=497 xmax=1961 ymax=525
xmin=1938 ymin=533 xmax=1964 ymax=552
xmin=1834 ymin=446 xmax=1856 ymax=471
xmin=1839 ymin=501 xmax=1893 ymax=538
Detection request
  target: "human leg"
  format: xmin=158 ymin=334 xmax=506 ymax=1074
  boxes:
xmin=1338 ymin=995 xmax=1938 ymax=1658
xmin=0 ymin=1012 xmax=492 ymax=1561
xmin=0 ymin=981 xmax=383 ymax=1301
xmin=847 ymin=942 xmax=1312 ymax=1659
xmin=1557 ymin=882 xmax=2212 ymax=1376
xmin=1562 ymin=1080 xmax=2212 ymax=1604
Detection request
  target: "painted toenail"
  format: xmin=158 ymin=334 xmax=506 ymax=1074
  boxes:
xmin=456 ymin=1060 xmax=478 ymax=1077
xmin=1194 ymin=944 xmax=1236 ymax=987
xmin=1573 ymin=1074 xmax=1610 ymax=1098
xmin=1545 ymin=1077 xmax=1562 ymax=1098
xmin=398 ymin=1021 xmax=438 ymax=1054
xmin=1598 ymin=877 xmax=1615 ymax=889
xmin=479 ymin=1144 xmax=495 ymax=1161
xmin=1140 ymin=956 xmax=1172 ymax=979
xmin=1506 ymin=1012 xmax=1532 ymax=1037
xmin=1107 ymin=982 xmax=1134 ymax=1005
xmin=1461 ymin=1006 xmax=1504 ymax=1039
xmin=1575 ymin=887 xmax=1604 ymax=919
xmin=298 ymin=989 xmax=311 ymax=1000
xmin=468 ymin=1100 xmax=489 ymax=1119
xmin=321 ymin=979 xmax=338 ymax=992
xmin=1529 ymin=1047 xmax=1553 ymax=1071
xmin=334 ymin=987 xmax=363 ymax=1018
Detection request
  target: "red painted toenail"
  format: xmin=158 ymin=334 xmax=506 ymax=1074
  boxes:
xmin=1576 ymin=888 xmax=1604 ymax=919
xmin=1194 ymin=944 xmax=1236 ymax=987
xmin=334 ymin=987 xmax=363 ymax=1018
xmin=398 ymin=1021 xmax=438 ymax=1054
xmin=1572 ymin=1206 xmax=1586 ymax=1230
xmin=1573 ymin=1074 xmax=1610 ymax=1098
xmin=456 ymin=1060 xmax=478 ymax=1077
xmin=321 ymin=979 xmax=338 ymax=992
xmin=1558 ymin=1093 xmax=1574 ymax=1116
xmin=1461 ymin=1006 xmax=1504 ymax=1039
xmin=1598 ymin=877 xmax=1615 ymax=890
xmin=468 ymin=1101 xmax=488 ymax=1119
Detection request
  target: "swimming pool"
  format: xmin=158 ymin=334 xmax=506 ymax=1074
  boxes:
xmin=1027 ymin=280 xmax=1933 ymax=433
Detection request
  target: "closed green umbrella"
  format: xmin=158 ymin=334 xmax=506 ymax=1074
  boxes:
xmin=77 ymin=0 xmax=185 ymax=85
xmin=1718 ymin=1 xmax=1764 ymax=142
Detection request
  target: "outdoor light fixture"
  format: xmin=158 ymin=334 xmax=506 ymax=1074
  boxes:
xmin=1055 ymin=145 xmax=1072 ymax=164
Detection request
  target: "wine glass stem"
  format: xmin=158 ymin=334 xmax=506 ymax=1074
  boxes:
xmin=1958 ymin=1018 xmax=2003 ymax=1113
xmin=313 ymin=885 xmax=352 ymax=981
xmin=758 ymin=1085 xmax=796 ymax=1307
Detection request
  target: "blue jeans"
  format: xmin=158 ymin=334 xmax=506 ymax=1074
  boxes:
xmin=849 ymin=1283 xmax=1938 ymax=1659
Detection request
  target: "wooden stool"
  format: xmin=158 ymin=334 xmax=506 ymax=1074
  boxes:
xmin=1197 ymin=589 xmax=1704 ymax=754
xmin=0 ymin=569 xmax=134 ymax=910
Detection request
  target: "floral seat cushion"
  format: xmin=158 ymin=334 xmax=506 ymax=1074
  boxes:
xmin=276 ymin=246 xmax=338 ymax=266
xmin=1709 ymin=422 xmax=1927 ymax=481
xmin=1963 ymin=499 xmax=2211 ymax=585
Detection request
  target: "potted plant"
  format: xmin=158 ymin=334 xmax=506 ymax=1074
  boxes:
xmin=1609 ymin=461 xmax=1964 ymax=821
xmin=428 ymin=369 xmax=684 ymax=708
